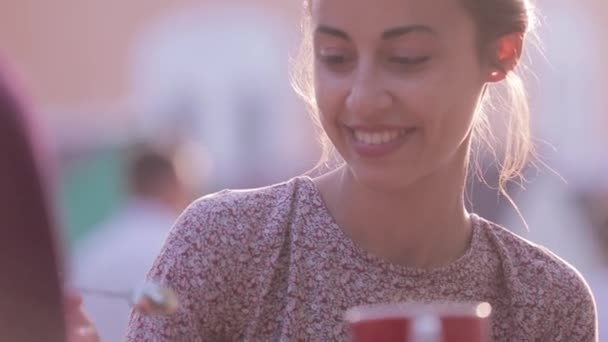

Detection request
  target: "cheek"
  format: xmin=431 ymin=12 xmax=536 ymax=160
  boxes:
xmin=391 ymin=66 xmax=482 ymax=145
xmin=438 ymin=69 xmax=484 ymax=137
xmin=314 ymin=72 xmax=349 ymax=122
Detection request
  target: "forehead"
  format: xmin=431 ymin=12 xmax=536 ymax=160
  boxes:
xmin=311 ymin=0 xmax=472 ymax=38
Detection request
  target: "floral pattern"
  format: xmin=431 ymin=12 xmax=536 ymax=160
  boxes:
xmin=126 ymin=177 xmax=597 ymax=341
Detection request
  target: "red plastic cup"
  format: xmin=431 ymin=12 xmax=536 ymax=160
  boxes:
xmin=345 ymin=302 xmax=492 ymax=342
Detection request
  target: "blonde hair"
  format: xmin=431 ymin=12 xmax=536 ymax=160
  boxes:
xmin=290 ymin=0 xmax=541 ymax=216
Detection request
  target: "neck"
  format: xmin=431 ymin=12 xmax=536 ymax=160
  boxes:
xmin=315 ymin=146 xmax=472 ymax=269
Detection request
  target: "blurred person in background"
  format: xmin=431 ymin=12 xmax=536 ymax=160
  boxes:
xmin=0 ymin=64 xmax=98 ymax=341
xmin=125 ymin=0 xmax=597 ymax=340
xmin=72 ymin=146 xmax=189 ymax=342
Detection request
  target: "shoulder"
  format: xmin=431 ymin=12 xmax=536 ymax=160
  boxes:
xmin=189 ymin=176 xmax=305 ymax=214
xmin=126 ymin=177 xmax=315 ymax=339
xmin=479 ymin=217 xmax=597 ymax=338
xmin=151 ymin=175 xmax=316 ymax=281
xmin=481 ymin=218 xmax=589 ymax=293
xmin=177 ymin=176 xmax=310 ymax=239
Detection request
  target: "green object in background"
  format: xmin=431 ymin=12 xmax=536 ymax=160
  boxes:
xmin=59 ymin=146 xmax=127 ymax=247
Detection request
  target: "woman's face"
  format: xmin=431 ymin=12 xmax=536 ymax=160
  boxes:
xmin=311 ymin=0 xmax=491 ymax=189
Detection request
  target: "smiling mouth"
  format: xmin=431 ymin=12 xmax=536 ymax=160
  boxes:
xmin=351 ymin=127 xmax=417 ymax=145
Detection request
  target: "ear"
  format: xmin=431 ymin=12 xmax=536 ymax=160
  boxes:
xmin=486 ymin=33 xmax=524 ymax=83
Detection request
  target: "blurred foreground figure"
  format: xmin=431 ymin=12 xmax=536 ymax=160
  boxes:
xmin=0 ymin=66 xmax=98 ymax=341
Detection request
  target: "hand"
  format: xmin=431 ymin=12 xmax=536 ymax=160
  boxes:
xmin=64 ymin=290 xmax=100 ymax=342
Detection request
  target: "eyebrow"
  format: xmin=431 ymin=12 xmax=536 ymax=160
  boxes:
xmin=315 ymin=24 xmax=437 ymax=41
xmin=382 ymin=25 xmax=436 ymax=39
xmin=315 ymin=25 xmax=350 ymax=40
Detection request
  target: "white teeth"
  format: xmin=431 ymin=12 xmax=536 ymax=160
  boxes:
xmin=353 ymin=128 xmax=413 ymax=145
xmin=382 ymin=132 xmax=391 ymax=142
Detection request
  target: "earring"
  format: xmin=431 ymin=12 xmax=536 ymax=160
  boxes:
xmin=489 ymin=70 xmax=504 ymax=81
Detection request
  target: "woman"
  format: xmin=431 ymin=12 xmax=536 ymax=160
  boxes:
xmin=126 ymin=0 xmax=598 ymax=340
xmin=0 ymin=66 xmax=99 ymax=342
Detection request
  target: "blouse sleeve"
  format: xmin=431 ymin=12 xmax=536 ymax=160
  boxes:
xmin=549 ymin=275 xmax=598 ymax=341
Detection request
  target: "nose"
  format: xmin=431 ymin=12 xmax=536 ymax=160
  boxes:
xmin=346 ymin=65 xmax=392 ymax=117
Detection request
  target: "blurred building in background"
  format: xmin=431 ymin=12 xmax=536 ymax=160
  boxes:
xmin=127 ymin=4 xmax=318 ymax=190
xmin=0 ymin=0 xmax=319 ymax=241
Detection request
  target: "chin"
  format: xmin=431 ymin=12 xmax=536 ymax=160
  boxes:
xmin=345 ymin=162 xmax=422 ymax=193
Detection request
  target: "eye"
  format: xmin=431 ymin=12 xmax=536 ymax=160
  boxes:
xmin=317 ymin=54 xmax=350 ymax=65
xmin=315 ymin=49 xmax=356 ymax=73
